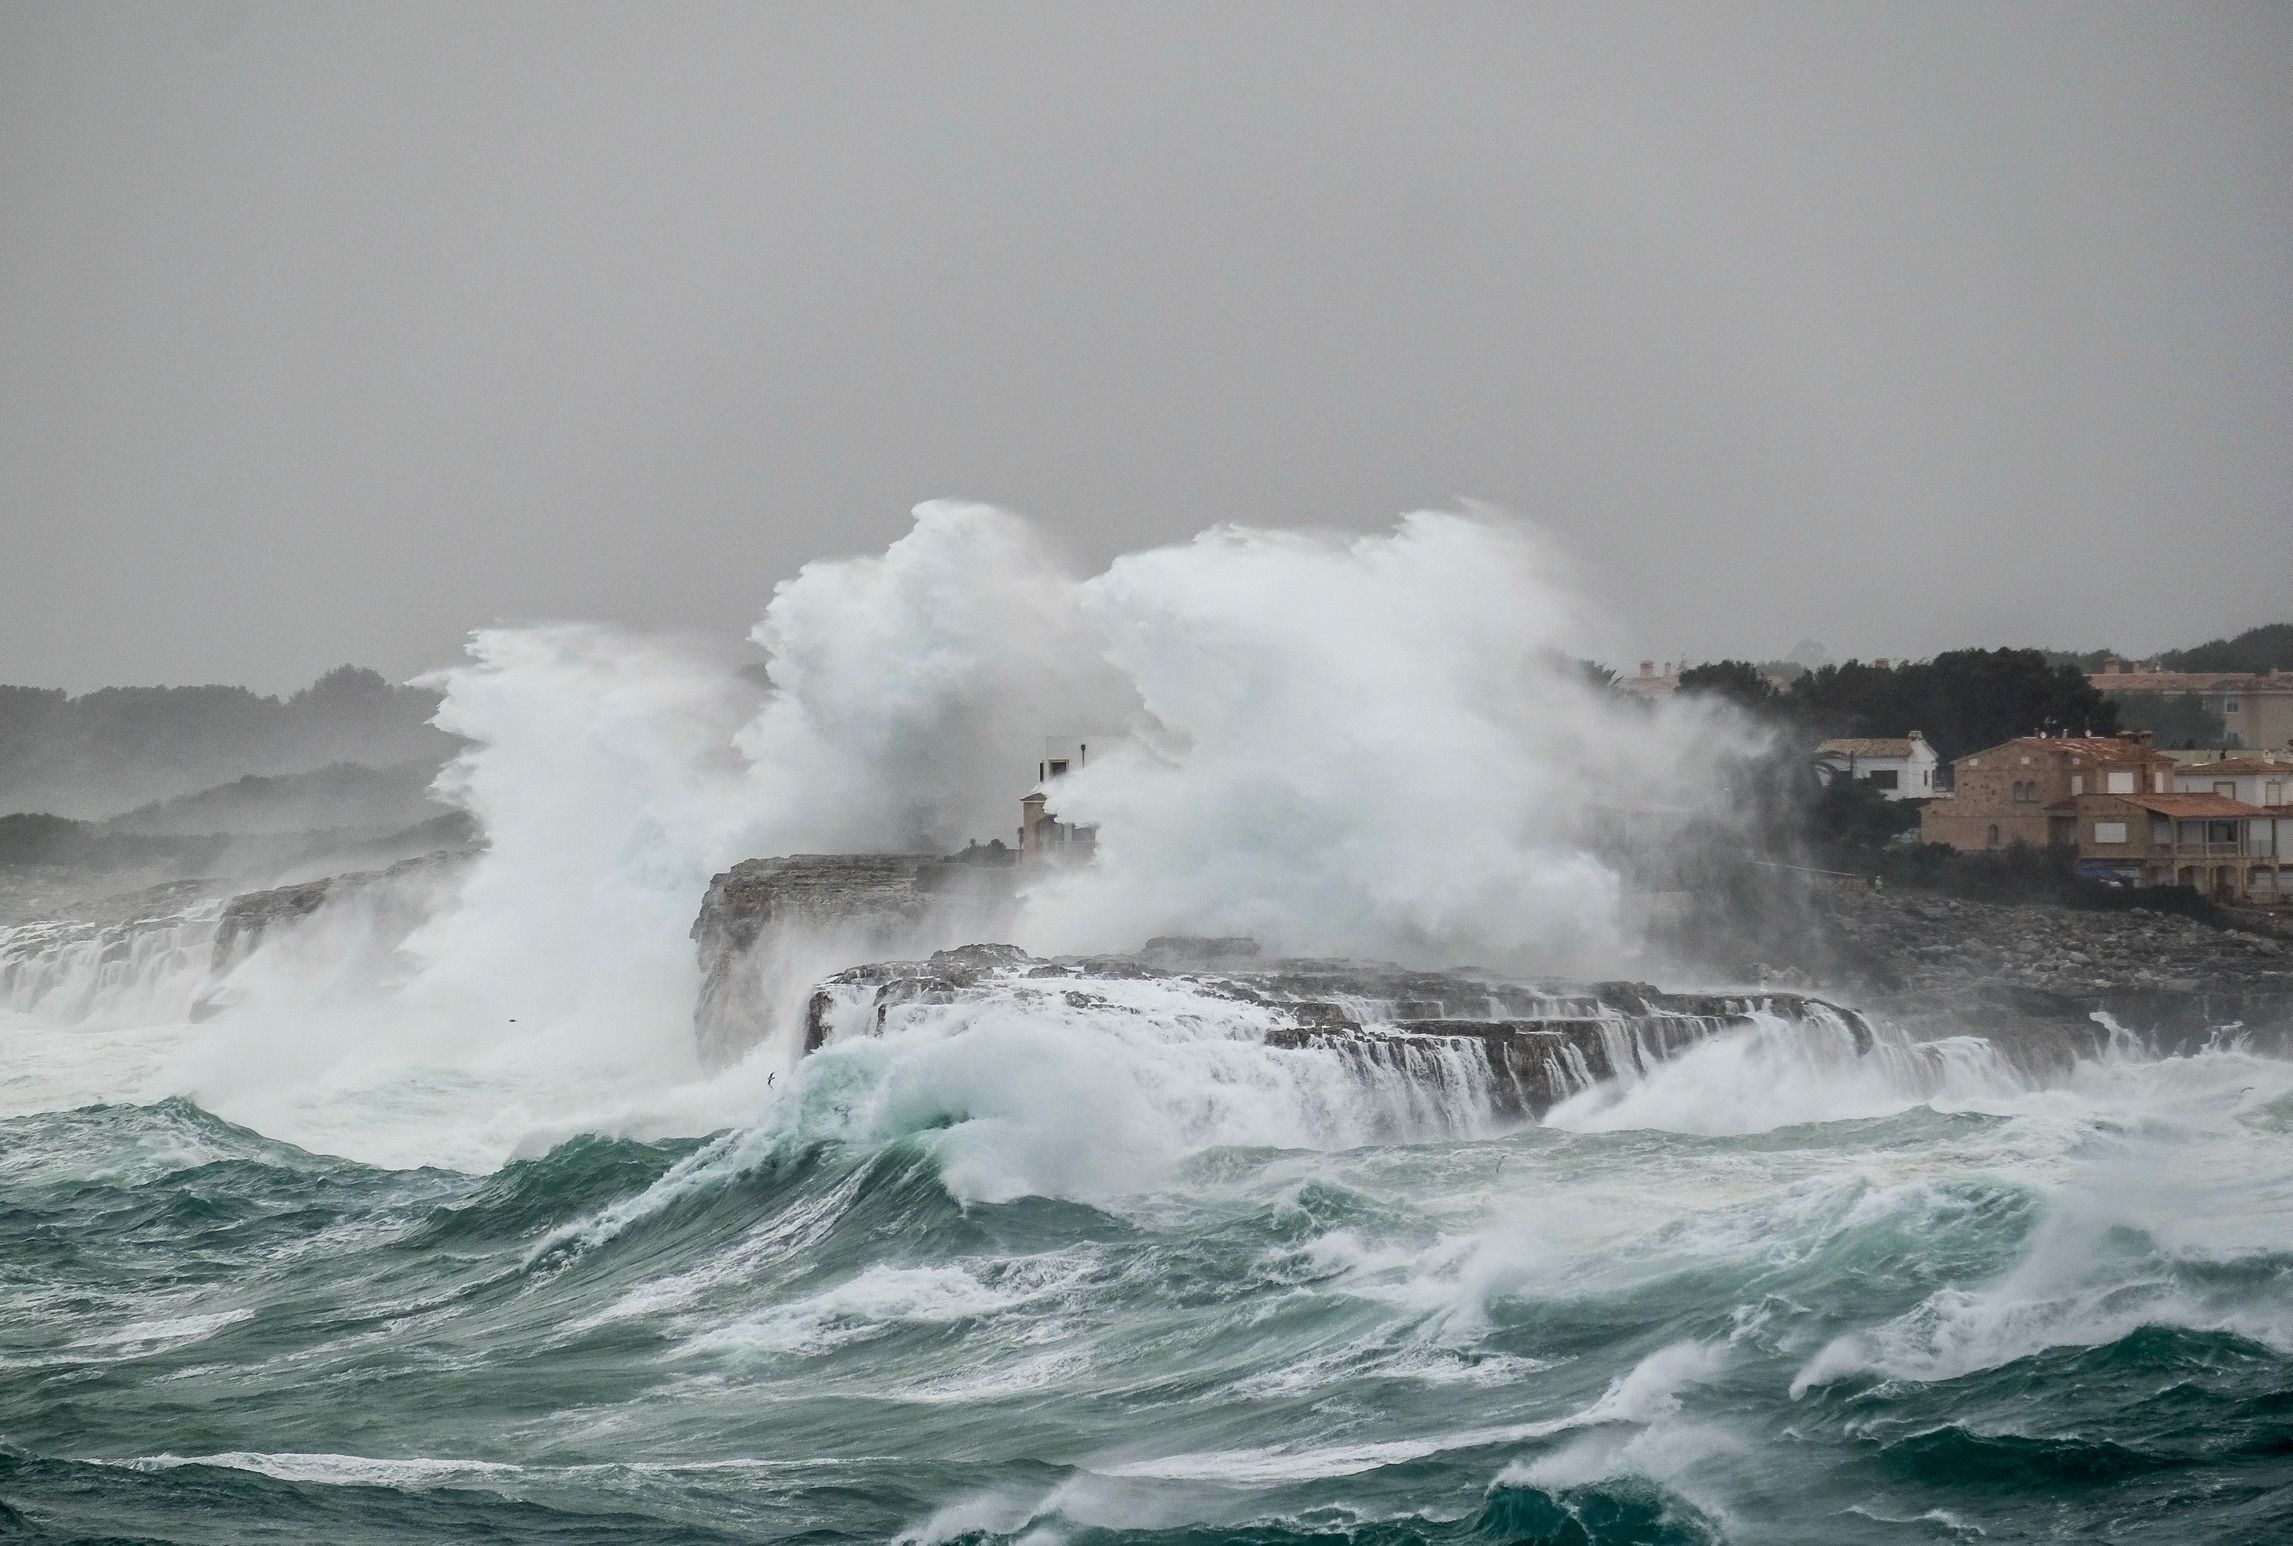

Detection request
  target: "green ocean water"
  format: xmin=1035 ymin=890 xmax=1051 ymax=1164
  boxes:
xmin=4 ymin=994 xmax=2291 ymax=1545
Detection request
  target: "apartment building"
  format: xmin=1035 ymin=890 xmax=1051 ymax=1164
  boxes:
xmin=2091 ymin=663 xmax=2293 ymax=752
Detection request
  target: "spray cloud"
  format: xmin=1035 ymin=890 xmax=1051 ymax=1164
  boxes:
xmin=411 ymin=500 xmax=1762 ymax=1012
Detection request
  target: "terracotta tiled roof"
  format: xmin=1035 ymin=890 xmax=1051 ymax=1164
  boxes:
xmin=2112 ymin=793 xmax=2270 ymax=818
xmin=1959 ymin=735 xmax=2158 ymax=765
xmin=1817 ymin=738 xmax=1919 ymax=758
xmin=2173 ymin=758 xmax=2293 ymax=778
xmin=2093 ymin=671 xmax=2293 ymax=693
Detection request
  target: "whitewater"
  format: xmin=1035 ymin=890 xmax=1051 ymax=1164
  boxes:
xmin=4 ymin=506 xmax=2290 ymax=1544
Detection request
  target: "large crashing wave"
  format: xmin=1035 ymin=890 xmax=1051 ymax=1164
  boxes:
xmin=405 ymin=504 xmax=1757 ymax=1038
xmin=4 ymin=502 xmax=1764 ymax=1166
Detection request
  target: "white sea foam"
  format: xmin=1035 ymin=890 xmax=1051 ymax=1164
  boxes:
xmin=111 ymin=1452 xmax=525 ymax=1488
xmin=2 ymin=501 xmax=1769 ymax=1175
xmin=1544 ymin=1010 xmax=2025 ymax=1137
xmin=1100 ymin=1339 xmax=1732 ymax=1486
xmin=1791 ymin=1056 xmax=2293 ymax=1395
xmin=686 ymin=1263 xmax=1048 ymax=1359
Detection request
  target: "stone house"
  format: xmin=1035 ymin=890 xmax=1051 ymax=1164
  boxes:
xmin=1814 ymin=732 xmax=1938 ymax=800
xmin=1920 ymin=732 xmax=2176 ymax=852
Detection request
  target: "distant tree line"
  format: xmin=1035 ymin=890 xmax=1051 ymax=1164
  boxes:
xmin=0 ymin=667 xmax=456 ymax=820
xmin=2047 ymin=622 xmax=2293 ymax=676
xmin=1658 ymin=649 xmax=2123 ymax=865
xmin=1646 ymin=620 xmax=2290 ymax=765
xmin=1606 ymin=623 xmax=2286 ymax=903
xmin=2110 ymin=691 xmax=2226 ymax=749
xmin=2153 ymin=622 xmax=2293 ymax=674
xmin=0 ymin=812 xmax=224 ymax=871
xmin=1669 ymin=647 xmax=2118 ymax=764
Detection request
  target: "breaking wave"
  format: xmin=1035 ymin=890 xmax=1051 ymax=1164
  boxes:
xmin=4 ymin=502 xmax=2290 ymax=1541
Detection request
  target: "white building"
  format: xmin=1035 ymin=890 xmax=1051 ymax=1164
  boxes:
xmin=1814 ymin=732 xmax=1939 ymax=800
xmin=2172 ymin=755 xmax=2293 ymax=810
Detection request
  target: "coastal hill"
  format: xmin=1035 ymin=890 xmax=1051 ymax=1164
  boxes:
xmin=0 ymin=666 xmax=454 ymax=821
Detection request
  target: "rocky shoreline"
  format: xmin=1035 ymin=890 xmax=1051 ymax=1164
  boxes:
xmin=801 ymin=939 xmax=1866 ymax=1119
xmin=1787 ymin=884 xmax=2293 ymax=1049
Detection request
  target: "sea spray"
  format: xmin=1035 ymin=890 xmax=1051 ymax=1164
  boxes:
xmin=390 ymin=503 xmax=1768 ymax=1083
xmin=6 ymin=503 xmax=1766 ymax=1127
xmin=6 ymin=502 xmax=2291 ymax=1541
xmin=5 ymin=967 xmax=2290 ymax=1540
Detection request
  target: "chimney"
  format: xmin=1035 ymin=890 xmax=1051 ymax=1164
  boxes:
xmin=1639 ymin=660 xmax=1655 ymax=677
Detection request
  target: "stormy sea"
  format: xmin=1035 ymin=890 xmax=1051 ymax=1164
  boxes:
xmin=4 ymin=508 xmax=2290 ymax=1544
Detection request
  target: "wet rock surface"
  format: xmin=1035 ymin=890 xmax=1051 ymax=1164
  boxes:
xmin=801 ymin=943 xmax=1866 ymax=1119
xmin=690 ymin=854 xmax=1021 ymax=1067
xmin=207 ymin=849 xmax=469 ymax=976
xmin=0 ymin=850 xmax=470 ymax=1024
xmin=1802 ymin=885 xmax=2293 ymax=1047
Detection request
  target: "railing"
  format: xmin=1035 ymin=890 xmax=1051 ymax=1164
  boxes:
xmin=1745 ymin=861 xmax=1875 ymax=891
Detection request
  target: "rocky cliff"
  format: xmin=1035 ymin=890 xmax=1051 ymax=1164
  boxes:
xmin=799 ymin=938 xmax=1868 ymax=1120
xmin=689 ymin=852 xmax=1020 ymax=1067
xmin=0 ymin=849 xmax=471 ymax=1025
xmin=1802 ymin=885 xmax=2293 ymax=1051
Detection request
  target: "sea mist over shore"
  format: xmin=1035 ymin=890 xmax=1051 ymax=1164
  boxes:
xmin=0 ymin=500 xmax=1782 ymax=1166
xmin=405 ymin=501 xmax=1766 ymax=1051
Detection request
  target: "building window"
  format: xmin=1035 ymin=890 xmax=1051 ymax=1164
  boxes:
xmin=2224 ymin=699 xmax=2241 ymax=713
xmin=1987 ymin=824 xmax=2001 ymax=847
xmin=2093 ymin=821 xmax=2128 ymax=845
xmin=2069 ymin=775 xmax=2082 ymax=796
xmin=2106 ymin=770 xmax=2136 ymax=795
xmin=2215 ymin=782 xmax=2236 ymax=798
xmin=2208 ymin=821 xmax=2239 ymax=845
xmin=2151 ymin=816 xmax=2171 ymax=846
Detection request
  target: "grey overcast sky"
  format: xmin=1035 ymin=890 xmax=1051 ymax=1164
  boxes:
xmin=3 ymin=2 xmax=2288 ymax=693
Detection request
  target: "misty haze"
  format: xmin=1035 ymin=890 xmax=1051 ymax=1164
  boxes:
xmin=3 ymin=7 xmax=2291 ymax=1545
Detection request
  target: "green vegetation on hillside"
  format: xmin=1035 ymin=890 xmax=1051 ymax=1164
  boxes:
xmin=0 ymin=667 xmax=454 ymax=820
xmin=2111 ymin=691 xmax=2228 ymax=748
xmin=2155 ymin=622 xmax=2293 ymax=674
xmin=1669 ymin=647 xmax=2118 ymax=763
